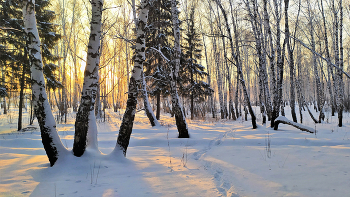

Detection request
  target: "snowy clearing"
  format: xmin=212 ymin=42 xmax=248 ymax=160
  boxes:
xmin=1 ymin=106 xmax=350 ymax=197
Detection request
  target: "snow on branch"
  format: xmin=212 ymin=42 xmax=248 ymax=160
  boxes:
xmin=150 ymin=47 xmax=170 ymax=62
xmin=273 ymin=116 xmax=316 ymax=133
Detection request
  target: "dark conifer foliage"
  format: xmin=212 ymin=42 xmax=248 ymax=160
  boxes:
xmin=181 ymin=7 xmax=213 ymax=119
xmin=0 ymin=0 xmax=61 ymax=130
xmin=144 ymin=0 xmax=173 ymax=118
xmin=0 ymin=0 xmax=61 ymax=91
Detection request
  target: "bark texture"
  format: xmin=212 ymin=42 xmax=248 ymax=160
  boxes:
xmin=73 ymin=0 xmax=102 ymax=156
xmin=23 ymin=0 xmax=67 ymax=166
xmin=142 ymin=75 xmax=159 ymax=126
xmin=271 ymin=0 xmax=284 ymax=127
xmin=117 ymin=0 xmax=152 ymax=155
xmin=171 ymin=0 xmax=189 ymax=138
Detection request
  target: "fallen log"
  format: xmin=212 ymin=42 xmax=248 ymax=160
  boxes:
xmin=273 ymin=116 xmax=316 ymax=133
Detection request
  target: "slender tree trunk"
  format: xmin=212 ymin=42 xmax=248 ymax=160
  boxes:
xmin=235 ymin=74 xmax=239 ymax=119
xmin=219 ymin=0 xmax=257 ymax=128
xmin=320 ymin=0 xmax=336 ymax=117
xmin=73 ymin=0 xmax=102 ymax=156
xmin=200 ymin=20 xmax=215 ymax=118
xmin=170 ymin=0 xmax=189 ymax=138
xmin=263 ymin=0 xmax=276 ymax=120
xmin=245 ymin=0 xmax=271 ymax=124
xmin=336 ymin=0 xmax=344 ymax=127
xmin=142 ymin=74 xmax=159 ymax=126
xmin=116 ymin=0 xmax=155 ymax=156
xmin=156 ymin=92 xmax=160 ymax=120
xmin=23 ymin=0 xmax=67 ymax=166
xmin=18 ymin=53 xmax=26 ymax=131
xmin=307 ymin=0 xmax=324 ymax=122
xmin=271 ymin=0 xmax=285 ymax=127
xmin=2 ymin=66 xmax=6 ymax=114
xmin=284 ymin=0 xmax=297 ymax=123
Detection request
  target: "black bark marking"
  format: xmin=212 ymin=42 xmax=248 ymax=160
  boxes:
xmin=35 ymin=94 xmax=58 ymax=166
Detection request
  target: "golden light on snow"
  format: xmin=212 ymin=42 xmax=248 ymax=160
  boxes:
xmin=0 ymin=153 xmax=47 ymax=196
xmin=130 ymin=148 xmax=222 ymax=196
xmin=102 ymin=189 xmax=117 ymax=197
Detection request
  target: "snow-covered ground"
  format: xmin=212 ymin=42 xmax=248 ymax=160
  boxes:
xmin=1 ymin=106 xmax=350 ymax=197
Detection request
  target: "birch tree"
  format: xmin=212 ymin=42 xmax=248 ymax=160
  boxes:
xmin=306 ymin=0 xmax=324 ymax=122
xmin=170 ymin=0 xmax=190 ymax=137
xmin=218 ymin=0 xmax=257 ymax=128
xmin=73 ymin=0 xmax=103 ymax=156
xmin=244 ymin=0 xmax=272 ymax=124
xmin=23 ymin=0 xmax=67 ymax=166
xmin=115 ymin=0 xmax=155 ymax=156
xmin=271 ymin=0 xmax=285 ymax=128
xmin=284 ymin=0 xmax=297 ymax=123
xmin=319 ymin=0 xmax=336 ymax=117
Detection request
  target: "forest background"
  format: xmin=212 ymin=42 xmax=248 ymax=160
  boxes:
xmin=1 ymin=0 xmax=350 ymax=138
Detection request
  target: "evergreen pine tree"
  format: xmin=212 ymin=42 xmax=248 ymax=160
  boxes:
xmin=0 ymin=0 xmax=61 ymax=129
xmin=144 ymin=0 xmax=174 ymax=119
xmin=181 ymin=6 xmax=213 ymax=119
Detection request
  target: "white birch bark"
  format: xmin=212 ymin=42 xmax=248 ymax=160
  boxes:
xmin=338 ymin=0 xmax=344 ymax=126
xmin=142 ymin=75 xmax=160 ymax=126
xmin=263 ymin=0 xmax=277 ymax=118
xmin=332 ymin=0 xmax=344 ymax=127
xmin=220 ymin=0 xmax=257 ymax=128
xmin=171 ymin=0 xmax=189 ymax=138
xmin=244 ymin=0 xmax=270 ymax=124
xmin=23 ymin=0 xmax=67 ymax=166
xmin=115 ymin=0 xmax=152 ymax=155
xmin=130 ymin=0 xmax=159 ymax=127
xmin=271 ymin=0 xmax=284 ymax=127
xmin=320 ymin=0 xmax=336 ymax=116
xmin=73 ymin=0 xmax=102 ymax=156
xmin=306 ymin=0 xmax=324 ymax=122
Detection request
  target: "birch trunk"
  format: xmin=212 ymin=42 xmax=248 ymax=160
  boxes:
xmin=224 ymin=0 xmax=257 ymax=128
xmin=334 ymin=0 xmax=344 ymax=127
xmin=245 ymin=0 xmax=272 ymax=124
xmin=142 ymin=75 xmax=159 ymax=126
xmin=216 ymin=6 xmax=229 ymax=119
xmin=320 ymin=0 xmax=336 ymax=117
xmin=271 ymin=0 xmax=284 ymax=127
xmin=18 ymin=50 xmax=26 ymax=131
xmin=23 ymin=0 xmax=67 ymax=166
xmin=263 ymin=0 xmax=276 ymax=109
xmin=200 ymin=23 xmax=215 ymax=118
xmin=214 ymin=37 xmax=225 ymax=119
xmin=115 ymin=0 xmax=156 ymax=156
xmin=307 ymin=0 xmax=324 ymax=122
xmin=129 ymin=0 xmax=158 ymax=126
xmin=284 ymin=0 xmax=297 ymax=123
xmin=338 ymin=0 xmax=344 ymax=127
xmin=73 ymin=0 xmax=102 ymax=156
xmin=171 ymin=0 xmax=189 ymax=138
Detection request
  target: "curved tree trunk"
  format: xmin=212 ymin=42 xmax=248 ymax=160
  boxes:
xmin=23 ymin=0 xmax=67 ymax=166
xmin=142 ymin=75 xmax=159 ymax=126
xmin=73 ymin=0 xmax=102 ymax=156
xmin=116 ymin=0 xmax=152 ymax=155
